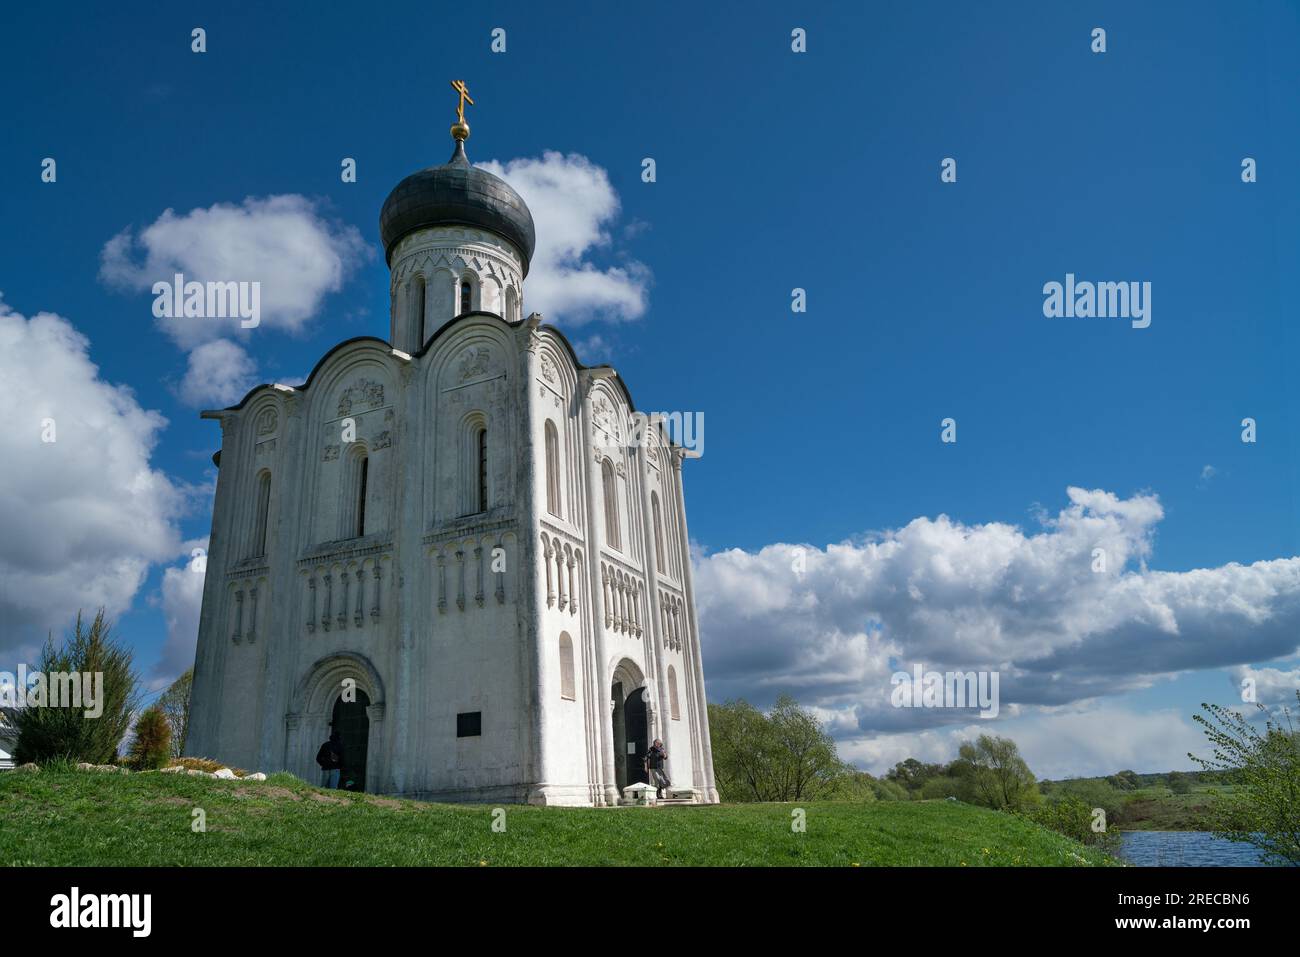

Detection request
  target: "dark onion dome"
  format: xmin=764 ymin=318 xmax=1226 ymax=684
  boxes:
xmin=379 ymin=139 xmax=536 ymax=274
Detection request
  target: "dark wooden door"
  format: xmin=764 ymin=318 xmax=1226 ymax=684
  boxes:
xmin=624 ymin=687 xmax=648 ymax=786
xmin=331 ymin=690 xmax=370 ymax=792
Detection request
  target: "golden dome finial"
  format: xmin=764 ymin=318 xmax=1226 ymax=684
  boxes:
xmin=450 ymin=79 xmax=474 ymax=142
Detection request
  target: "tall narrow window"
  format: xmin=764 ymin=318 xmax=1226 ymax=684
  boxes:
xmin=668 ymin=665 xmax=680 ymax=721
xmin=651 ymin=491 xmax=665 ymax=574
xmin=460 ymin=279 xmax=472 ymax=315
xmin=559 ymin=632 xmax=576 ymax=700
xmin=410 ymin=275 xmax=426 ymax=346
xmin=476 ymin=427 xmax=488 ymax=512
xmin=545 ymin=420 xmax=561 ymax=518
xmin=505 ymin=287 xmax=519 ymax=322
xmin=601 ymin=459 xmax=620 ymax=550
xmin=251 ymin=471 xmax=271 ymax=558
xmin=355 ymin=455 xmax=369 ymax=537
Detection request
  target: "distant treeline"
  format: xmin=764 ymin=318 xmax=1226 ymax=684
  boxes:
xmin=1040 ymin=768 xmax=1238 ymax=794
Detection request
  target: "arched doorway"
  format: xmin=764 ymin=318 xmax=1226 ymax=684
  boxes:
xmin=611 ymin=681 xmax=649 ymax=793
xmin=331 ymin=689 xmax=370 ymax=792
xmin=289 ymin=652 xmax=385 ymax=793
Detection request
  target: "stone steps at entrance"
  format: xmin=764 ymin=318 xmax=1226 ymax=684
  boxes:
xmin=615 ymin=798 xmax=696 ymax=807
xmin=618 ymin=783 xmax=701 ymax=807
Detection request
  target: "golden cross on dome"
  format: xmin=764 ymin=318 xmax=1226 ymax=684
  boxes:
xmin=451 ymin=79 xmax=474 ymax=125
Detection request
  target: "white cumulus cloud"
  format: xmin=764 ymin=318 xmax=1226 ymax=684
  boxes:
xmin=100 ymin=195 xmax=369 ymax=348
xmin=100 ymin=195 xmax=370 ymax=408
xmin=177 ymin=339 xmax=259 ymax=408
xmin=0 ymin=296 xmax=186 ymax=658
xmin=150 ymin=538 xmax=209 ymax=689
xmin=1228 ymin=663 xmax=1300 ymax=706
xmin=481 ymin=152 xmax=649 ymax=324
xmin=695 ymin=486 xmax=1300 ymax=753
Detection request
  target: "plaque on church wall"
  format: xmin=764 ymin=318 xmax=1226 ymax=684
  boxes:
xmin=456 ymin=711 xmax=482 ymax=738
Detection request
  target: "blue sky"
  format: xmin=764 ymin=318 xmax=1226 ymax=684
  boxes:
xmin=2 ymin=1 xmax=1298 ymax=777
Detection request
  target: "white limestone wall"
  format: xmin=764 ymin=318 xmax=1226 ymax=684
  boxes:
xmin=526 ymin=331 xmax=716 ymax=804
xmin=531 ymin=334 xmax=598 ymax=804
xmin=388 ymin=226 xmax=524 ymax=353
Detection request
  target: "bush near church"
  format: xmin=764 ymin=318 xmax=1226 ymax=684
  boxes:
xmin=128 ymin=707 xmax=172 ymax=771
xmin=12 ymin=610 xmax=139 ymax=766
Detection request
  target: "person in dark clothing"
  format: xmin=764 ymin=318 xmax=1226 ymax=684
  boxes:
xmin=316 ymin=730 xmax=344 ymax=789
xmin=644 ymin=739 xmax=670 ymax=799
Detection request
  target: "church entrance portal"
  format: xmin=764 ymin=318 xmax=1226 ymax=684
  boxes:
xmin=331 ymin=690 xmax=370 ymax=792
xmin=612 ymin=681 xmax=649 ymax=793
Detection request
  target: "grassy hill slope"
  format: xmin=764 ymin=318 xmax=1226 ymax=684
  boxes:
xmin=0 ymin=768 xmax=1118 ymax=866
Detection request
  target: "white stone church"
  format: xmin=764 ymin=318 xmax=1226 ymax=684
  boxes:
xmin=185 ymin=101 xmax=718 ymax=806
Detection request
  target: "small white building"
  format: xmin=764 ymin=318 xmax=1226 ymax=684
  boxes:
xmin=185 ymin=114 xmax=718 ymax=806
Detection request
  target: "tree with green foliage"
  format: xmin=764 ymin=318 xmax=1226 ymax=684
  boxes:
xmin=708 ymin=695 xmax=846 ymax=802
xmin=1022 ymin=796 xmax=1121 ymax=854
xmin=1107 ymin=769 xmax=1140 ymax=791
xmin=822 ymin=769 xmax=878 ymax=802
xmin=157 ymin=668 xmax=193 ymax=758
xmin=127 ymin=707 xmax=171 ymax=770
xmin=1166 ymin=770 xmax=1193 ymax=794
xmin=767 ymin=695 xmax=845 ymax=800
xmin=13 ymin=611 xmax=140 ymax=765
xmin=957 ymin=734 xmax=1039 ymax=810
xmin=1190 ymin=692 xmax=1300 ymax=865
xmin=1052 ymin=777 xmax=1125 ymax=824
xmin=918 ymin=774 xmax=966 ymax=801
xmin=885 ymin=758 xmax=945 ymax=792
xmin=707 ymin=698 xmax=770 ymax=801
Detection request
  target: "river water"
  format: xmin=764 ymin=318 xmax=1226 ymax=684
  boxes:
xmin=1118 ymin=830 xmax=1286 ymax=867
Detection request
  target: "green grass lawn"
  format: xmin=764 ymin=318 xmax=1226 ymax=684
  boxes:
xmin=0 ymin=768 xmax=1119 ymax=866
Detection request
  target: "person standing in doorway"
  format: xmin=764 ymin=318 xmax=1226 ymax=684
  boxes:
xmin=316 ymin=729 xmax=344 ymax=789
xmin=644 ymin=738 xmax=670 ymax=800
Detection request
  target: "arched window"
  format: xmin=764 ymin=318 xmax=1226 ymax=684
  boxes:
xmin=251 ymin=470 xmax=271 ymax=558
xmin=668 ymin=665 xmax=680 ymax=721
xmin=460 ymin=415 xmax=490 ymax=517
xmin=505 ymin=286 xmax=519 ymax=322
xmin=476 ymin=426 xmax=489 ymax=513
xmin=544 ymin=420 xmax=561 ymax=518
xmin=341 ymin=448 xmax=370 ymax=539
xmin=460 ymin=279 xmax=472 ymax=315
xmin=356 ymin=455 xmax=369 ymax=536
xmin=559 ymin=632 xmax=576 ymax=700
xmin=409 ymin=274 xmax=426 ymax=346
xmin=601 ymin=459 xmax=620 ymax=550
xmin=651 ymin=491 xmax=665 ymax=574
